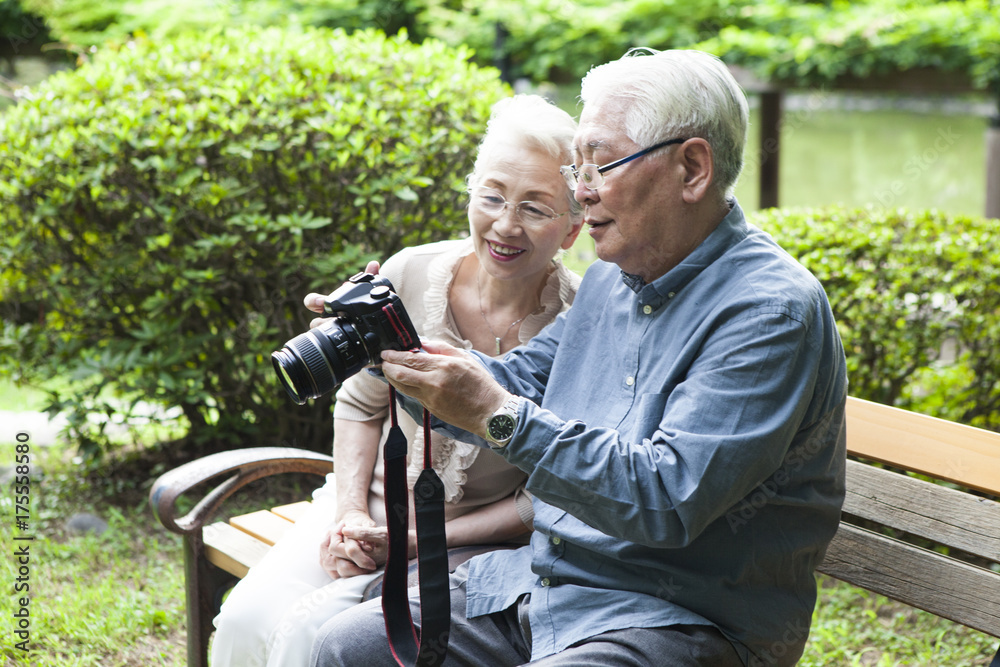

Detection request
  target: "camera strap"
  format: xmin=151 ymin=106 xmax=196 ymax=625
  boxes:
xmin=382 ymin=385 xmax=450 ymax=667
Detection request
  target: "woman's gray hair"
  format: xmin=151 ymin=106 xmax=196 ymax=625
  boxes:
xmin=468 ymin=94 xmax=582 ymax=219
xmin=580 ymin=48 xmax=749 ymax=199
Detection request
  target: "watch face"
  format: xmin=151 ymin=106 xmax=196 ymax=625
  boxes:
xmin=488 ymin=414 xmax=516 ymax=442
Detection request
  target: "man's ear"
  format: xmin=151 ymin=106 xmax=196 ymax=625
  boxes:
xmin=679 ymin=138 xmax=714 ymax=204
xmin=560 ymin=216 xmax=584 ymax=250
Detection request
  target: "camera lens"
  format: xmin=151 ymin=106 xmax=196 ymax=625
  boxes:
xmin=270 ymin=319 xmax=368 ymax=404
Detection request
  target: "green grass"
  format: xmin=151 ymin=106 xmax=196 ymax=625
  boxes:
xmin=1 ymin=435 xmax=997 ymax=666
xmin=0 ymin=438 xmax=187 ymax=666
xmin=804 ymin=576 xmax=998 ymax=666
xmin=0 ymin=514 xmax=186 ymax=666
xmin=0 ymin=436 xmax=313 ymax=666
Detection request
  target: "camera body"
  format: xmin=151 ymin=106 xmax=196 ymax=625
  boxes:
xmin=271 ymin=272 xmax=420 ymax=404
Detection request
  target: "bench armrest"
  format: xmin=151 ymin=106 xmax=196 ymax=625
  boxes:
xmin=149 ymin=447 xmax=333 ymax=536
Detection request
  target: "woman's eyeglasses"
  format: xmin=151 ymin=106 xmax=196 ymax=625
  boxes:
xmin=468 ymin=186 xmax=568 ymax=227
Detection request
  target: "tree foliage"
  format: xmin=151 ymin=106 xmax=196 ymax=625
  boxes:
xmin=423 ymin=0 xmax=1000 ymax=90
xmin=0 ymin=25 xmax=507 ymax=458
xmin=17 ymin=0 xmax=430 ymax=49
xmin=695 ymin=0 xmax=1000 ymax=90
xmin=15 ymin=0 xmax=1000 ymax=91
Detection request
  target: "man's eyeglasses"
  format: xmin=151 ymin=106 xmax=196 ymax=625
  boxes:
xmin=560 ymin=137 xmax=688 ymax=191
xmin=468 ymin=186 xmax=568 ymax=227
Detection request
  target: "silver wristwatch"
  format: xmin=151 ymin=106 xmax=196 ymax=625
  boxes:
xmin=485 ymin=395 xmax=521 ymax=447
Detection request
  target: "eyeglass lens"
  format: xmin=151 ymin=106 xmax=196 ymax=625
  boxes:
xmin=470 ymin=187 xmax=562 ymax=225
xmin=562 ymin=137 xmax=687 ymax=190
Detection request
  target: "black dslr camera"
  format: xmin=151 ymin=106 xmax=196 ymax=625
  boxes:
xmin=271 ymin=272 xmax=420 ymax=405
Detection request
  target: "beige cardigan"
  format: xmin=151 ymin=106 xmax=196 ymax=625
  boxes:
xmin=332 ymin=238 xmax=580 ymax=530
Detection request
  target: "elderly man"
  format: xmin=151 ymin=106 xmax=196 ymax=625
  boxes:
xmin=312 ymin=48 xmax=847 ymax=667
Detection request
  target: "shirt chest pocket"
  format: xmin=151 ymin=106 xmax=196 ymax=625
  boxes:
xmin=625 ymin=392 xmax=670 ymax=442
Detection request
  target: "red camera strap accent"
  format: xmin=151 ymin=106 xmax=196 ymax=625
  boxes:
xmin=382 ymin=386 xmax=450 ymax=667
xmin=383 ymin=304 xmax=417 ymax=349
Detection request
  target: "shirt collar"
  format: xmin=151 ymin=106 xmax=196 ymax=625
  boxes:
xmin=621 ymin=199 xmax=749 ymax=306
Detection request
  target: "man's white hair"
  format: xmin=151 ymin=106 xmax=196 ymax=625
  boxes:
xmin=580 ymin=48 xmax=749 ymax=198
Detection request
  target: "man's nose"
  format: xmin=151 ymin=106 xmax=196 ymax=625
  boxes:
xmin=574 ymin=178 xmax=599 ymax=205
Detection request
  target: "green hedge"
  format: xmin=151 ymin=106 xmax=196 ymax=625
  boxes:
xmin=751 ymin=206 xmax=1000 ymax=431
xmin=0 ymin=25 xmax=507 ymax=458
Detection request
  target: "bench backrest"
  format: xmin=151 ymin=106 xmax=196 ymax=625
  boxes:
xmin=846 ymin=395 xmax=1000 ymax=495
xmin=820 ymin=397 xmax=1000 ymax=639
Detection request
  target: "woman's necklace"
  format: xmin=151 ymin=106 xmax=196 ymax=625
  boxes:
xmin=477 ymin=268 xmax=537 ymax=355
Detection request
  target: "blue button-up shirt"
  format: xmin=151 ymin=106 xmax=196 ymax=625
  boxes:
xmin=432 ymin=202 xmax=847 ymax=666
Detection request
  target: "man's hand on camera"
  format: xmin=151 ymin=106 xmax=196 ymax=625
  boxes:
xmin=303 ymin=260 xmax=381 ymax=329
xmin=379 ymin=340 xmax=511 ymax=438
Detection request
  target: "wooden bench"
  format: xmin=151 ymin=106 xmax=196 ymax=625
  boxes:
xmin=150 ymin=396 xmax=1000 ymax=667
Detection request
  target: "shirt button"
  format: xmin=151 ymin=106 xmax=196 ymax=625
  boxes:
xmin=642 ymin=305 xmax=653 ymax=315
xmin=551 ymin=537 xmax=561 ymax=545
xmin=625 ymin=376 xmax=635 ymax=386
xmin=668 ymin=292 xmax=676 ymax=299
xmin=540 ymin=578 xmax=551 ymax=587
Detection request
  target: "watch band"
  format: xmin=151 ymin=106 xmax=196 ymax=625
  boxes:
xmin=485 ymin=395 xmax=521 ymax=447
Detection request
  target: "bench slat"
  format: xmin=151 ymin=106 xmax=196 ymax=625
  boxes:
xmin=204 ymin=521 xmax=271 ymax=578
xmin=272 ymin=500 xmax=313 ymax=523
xmin=846 ymin=396 xmax=1000 ymax=496
xmin=818 ymin=522 xmax=1000 ymax=638
xmin=229 ymin=509 xmax=295 ymax=546
xmin=843 ymin=459 xmax=1000 ymax=562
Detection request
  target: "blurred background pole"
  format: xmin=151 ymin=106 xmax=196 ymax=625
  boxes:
xmin=494 ymin=22 xmax=511 ymax=84
xmin=986 ymin=103 xmax=1000 ymax=219
xmin=759 ymin=90 xmax=782 ymax=209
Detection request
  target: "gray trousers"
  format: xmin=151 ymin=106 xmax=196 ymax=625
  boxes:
xmin=310 ymin=563 xmax=744 ymax=667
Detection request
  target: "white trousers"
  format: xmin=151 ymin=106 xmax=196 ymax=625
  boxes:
xmin=210 ymin=475 xmax=382 ymax=667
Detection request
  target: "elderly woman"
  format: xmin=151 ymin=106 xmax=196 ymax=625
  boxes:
xmin=210 ymin=94 xmax=583 ymax=667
